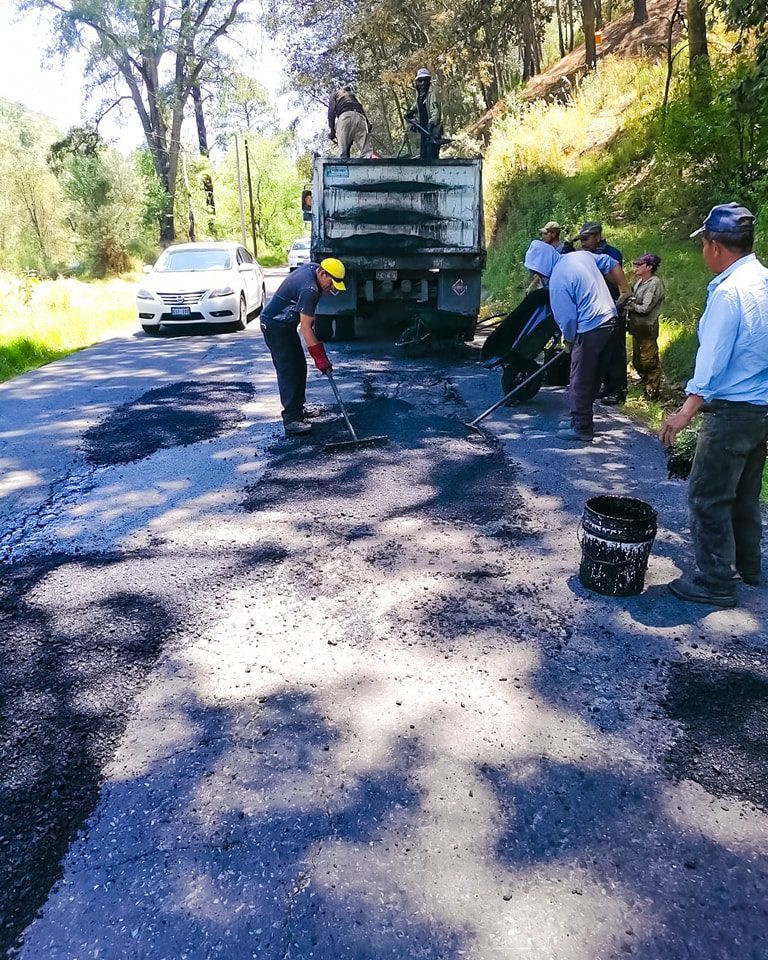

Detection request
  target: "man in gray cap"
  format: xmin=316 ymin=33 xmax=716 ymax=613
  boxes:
xmin=660 ymin=202 xmax=768 ymax=607
xmin=405 ymin=68 xmax=443 ymax=159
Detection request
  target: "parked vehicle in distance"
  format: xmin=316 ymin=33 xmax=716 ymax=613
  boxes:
xmin=136 ymin=242 xmax=266 ymax=334
xmin=287 ymin=237 xmax=311 ymax=272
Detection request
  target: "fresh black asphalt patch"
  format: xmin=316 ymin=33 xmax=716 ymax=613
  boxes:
xmin=83 ymin=380 xmax=255 ymax=465
xmin=664 ymin=650 xmax=768 ymax=810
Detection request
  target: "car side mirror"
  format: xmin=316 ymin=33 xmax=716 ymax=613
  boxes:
xmin=238 ymin=262 xmax=253 ymax=272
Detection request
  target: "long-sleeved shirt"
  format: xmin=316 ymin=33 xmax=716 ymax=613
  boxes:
xmin=686 ymin=253 xmax=768 ymax=404
xmin=548 ymin=250 xmax=618 ymax=342
xmin=628 ymin=275 xmax=665 ymax=335
xmin=328 ymin=91 xmax=368 ymax=138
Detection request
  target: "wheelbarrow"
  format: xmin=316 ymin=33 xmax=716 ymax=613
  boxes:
xmin=480 ymin=289 xmax=569 ymax=403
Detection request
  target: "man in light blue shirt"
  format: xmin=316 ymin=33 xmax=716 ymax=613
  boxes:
xmin=524 ymin=240 xmax=626 ymax=441
xmin=660 ymin=203 xmax=768 ymax=607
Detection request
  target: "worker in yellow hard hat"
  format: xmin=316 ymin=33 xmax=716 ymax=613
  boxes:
xmin=260 ymin=256 xmax=347 ymax=436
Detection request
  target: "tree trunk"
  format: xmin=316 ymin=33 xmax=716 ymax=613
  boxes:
xmin=192 ymin=81 xmax=216 ymax=214
xmin=596 ymin=0 xmax=603 ymax=29
xmin=556 ymin=0 xmax=566 ymax=58
xmin=568 ymin=0 xmax=575 ymax=51
xmin=583 ymin=0 xmax=598 ymax=71
xmin=633 ymin=0 xmax=648 ymax=23
xmin=687 ymin=0 xmax=711 ymax=106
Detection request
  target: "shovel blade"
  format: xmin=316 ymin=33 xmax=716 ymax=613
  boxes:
xmin=323 ymin=435 xmax=389 ymax=454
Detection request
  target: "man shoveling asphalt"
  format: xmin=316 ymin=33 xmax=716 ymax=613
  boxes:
xmin=523 ymin=239 xmax=627 ymax=442
xmin=260 ymin=259 xmax=346 ymax=436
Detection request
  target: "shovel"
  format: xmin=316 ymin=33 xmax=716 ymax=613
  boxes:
xmin=465 ymin=350 xmax=567 ymax=436
xmin=323 ymin=371 xmax=389 ymax=453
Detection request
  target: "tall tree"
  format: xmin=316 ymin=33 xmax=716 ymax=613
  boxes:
xmin=583 ymin=0 xmax=598 ymax=70
xmin=687 ymin=0 xmax=711 ymax=105
xmin=21 ymin=0 xmax=247 ymax=243
xmin=633 ymin=0 xmax=649 ymax=22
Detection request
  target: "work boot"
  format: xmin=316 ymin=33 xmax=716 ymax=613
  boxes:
xmin=558 ymin=419 xmax=573 ymax=429
xmin=600 ymin=393 xmax=625 ymax=406
xmin=557 ymin=426 xmax=593 ymax=443
xmin=739 ymin=569 xmax=762 ymax=587
xmin=284 ymin=420 xmax=312 ymax=436
xmin=668 ymin=577 xmax=736 ymax=608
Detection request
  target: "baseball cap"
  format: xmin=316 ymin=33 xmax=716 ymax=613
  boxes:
xmin=540 ymin=221 xmax=561 ymax=233
xmin=577 ymin=221 xmax=602 ymax=238
xmin=633 ymin=253 xmax=661 ymax=267
xmin=320 ymin=257 xmax=346 ymax=291
xmin=690 ymin=202 xmax=755 ymax=238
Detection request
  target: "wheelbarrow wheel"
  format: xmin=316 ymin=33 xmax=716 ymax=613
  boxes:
xmin=395 ymin=324 xmax=432 ymax=358
xmin=502 ymin=359 xmax=543 ymax=405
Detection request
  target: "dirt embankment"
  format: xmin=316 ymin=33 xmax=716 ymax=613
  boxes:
xmin=466 ymin=0 xmax=682 ymax=140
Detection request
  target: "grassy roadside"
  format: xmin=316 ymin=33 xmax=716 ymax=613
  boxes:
xmin=0 ymin=275 xmax=138 ymax=383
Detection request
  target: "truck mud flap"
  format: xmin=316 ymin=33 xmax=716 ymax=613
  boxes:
xmin=437 ymin=271 xmax=482 ymax=316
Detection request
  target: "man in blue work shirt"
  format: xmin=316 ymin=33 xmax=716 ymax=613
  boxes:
xmin=660 ymin=203 xmax=768 ymax=607
xmin=524 ymin=240 xmax=627 ymax=441
xmin=260 ymin=258 xmax=346 ymax=436
xmin=578 ymin=221 xmax=628 ymax=404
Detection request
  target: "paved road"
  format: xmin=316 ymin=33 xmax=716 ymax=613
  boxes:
xmin=1 ymin=285 xmax=767 ymax=959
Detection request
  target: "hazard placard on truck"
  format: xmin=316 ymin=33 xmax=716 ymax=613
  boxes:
xmin=309 ymin=156 xmax=486 ymax=345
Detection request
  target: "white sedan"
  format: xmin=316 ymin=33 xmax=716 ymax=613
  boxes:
xmin=136 ymin=242 xmax=266 ymax=333
xmin=287 ymin=237 xmax=311 ymax=272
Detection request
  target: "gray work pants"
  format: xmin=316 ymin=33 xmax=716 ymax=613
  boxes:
xmin=336 ymin=112 xmax=370 ymax=158
xmin=568 ymin=323 xmax=615 ymax=435
xmin=688 ymin=400 xmax=768 ymax=590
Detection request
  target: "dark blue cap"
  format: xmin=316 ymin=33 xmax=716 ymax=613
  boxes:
xmin=690 ymin=202 xmax=755 ymax=238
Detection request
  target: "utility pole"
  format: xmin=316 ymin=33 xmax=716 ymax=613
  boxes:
xmin=243 ymin=137 xmax=259 ymax=258
xmin=233 ymin=136 xmax=247 ymax=248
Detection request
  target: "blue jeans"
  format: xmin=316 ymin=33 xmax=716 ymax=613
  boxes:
xmin=260 ymin=319 xmax=306 ymax=424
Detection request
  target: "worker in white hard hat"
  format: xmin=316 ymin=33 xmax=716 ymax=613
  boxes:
xmin=404 ymin=67 xmax=443 ymax=159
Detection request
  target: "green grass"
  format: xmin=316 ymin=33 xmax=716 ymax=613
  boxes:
xmin=482 ymin=53 xmax=768 ymax=498
xmin=0 ymin=274 xmax=137 ymax=382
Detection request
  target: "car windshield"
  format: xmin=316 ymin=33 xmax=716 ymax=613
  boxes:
xmin=292 ymin=240 xmax=310 ymax=250
xmin=157 ymin=249 xmax=231 ymax=272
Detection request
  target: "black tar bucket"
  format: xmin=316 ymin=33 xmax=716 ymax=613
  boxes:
xmin=578 ymin=496 xmax=657 ymax=596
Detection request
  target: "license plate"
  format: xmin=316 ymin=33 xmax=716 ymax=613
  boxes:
xmin=376 ymin=270 xmax=397 ymax=281
xmin=170 ymin=305 xmax=191 ymax=317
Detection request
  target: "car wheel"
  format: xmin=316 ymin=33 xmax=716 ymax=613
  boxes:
xmin=235 ymin=295 xmax=248 ymax=331
xmin=142 ymin=324 xmax=159 ymax=335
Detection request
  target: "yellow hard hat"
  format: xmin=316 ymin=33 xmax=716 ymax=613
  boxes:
xmin=320 ymin=257 xmax=346 ymax=291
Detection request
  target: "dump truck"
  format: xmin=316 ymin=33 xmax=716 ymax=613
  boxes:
xmin=308 ymin=156 xmax=486 ymax=346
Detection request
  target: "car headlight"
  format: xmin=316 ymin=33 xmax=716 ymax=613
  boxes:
xmin=136 ymin=288 xmax=155 ymax=300
xmin=208 ymin=286 xmax=235 ymax=298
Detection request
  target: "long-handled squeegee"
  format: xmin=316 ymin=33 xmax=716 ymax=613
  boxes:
xmin=465 ymin=351 xmax=567 ymax=436
xmin=323 ymin=371 xmax=389 ymax=454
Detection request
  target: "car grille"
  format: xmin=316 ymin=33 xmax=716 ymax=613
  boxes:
xmin=157 ymin=290 xmax=206 ymax=306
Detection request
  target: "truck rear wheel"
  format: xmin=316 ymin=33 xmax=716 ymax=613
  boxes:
xmin=313 ymin=316 xmax=334 ymax=341
xmin=333 ymin=316 xmax=356 ymax=340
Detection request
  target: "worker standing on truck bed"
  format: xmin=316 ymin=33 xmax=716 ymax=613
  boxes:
xmin=328 ymin=83 xmax=371 ymax=158
xmin=260 ymin=259 xmax=346 ymax=437
xmin=405 ymin=68 xmax=443 ymax=160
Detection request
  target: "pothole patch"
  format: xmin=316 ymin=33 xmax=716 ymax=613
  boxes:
xmin=83 ymin=380 xmax=255 ymax=466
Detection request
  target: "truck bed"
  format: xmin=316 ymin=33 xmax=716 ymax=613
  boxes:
xmin=311 ymin=157 xmax=485 ymax=270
